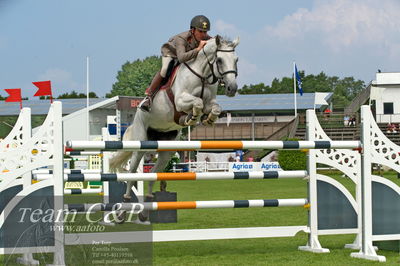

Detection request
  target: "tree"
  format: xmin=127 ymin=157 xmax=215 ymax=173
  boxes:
xmin=107 ymin=56 xmax=161 ymax=98
xmin=236 ymin=71 xmax=365 ymax=109
xmin=238 ymin=83 xmax=270 ymax=94
xmin=57 ymin=91 xmax=98 ymax=99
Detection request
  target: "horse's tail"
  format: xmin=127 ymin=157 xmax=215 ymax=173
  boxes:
xmin=109 ymin=150 xmax=133 ymax=173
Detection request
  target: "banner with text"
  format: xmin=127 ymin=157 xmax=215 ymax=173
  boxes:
xmin=228 ymin=162 xmax=281 ymax=172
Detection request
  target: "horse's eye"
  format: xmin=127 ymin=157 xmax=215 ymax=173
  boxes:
xmin=216 ymin=58 xmax=223 ymax=64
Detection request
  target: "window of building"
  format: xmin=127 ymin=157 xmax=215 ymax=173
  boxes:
xmin=383 ymin=102 xmax=394 ymax=114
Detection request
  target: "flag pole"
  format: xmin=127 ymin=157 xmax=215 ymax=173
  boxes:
xmin=86 ymin=56 xmax=90 ymax=141
xmin=293 ymin=62 xmax=297 ymax=117
xmin=188 ymin=126 xmax=191 ymax=171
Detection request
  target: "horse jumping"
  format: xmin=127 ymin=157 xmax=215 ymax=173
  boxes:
xmin=109 ymin=36 xmax=240 ymax=220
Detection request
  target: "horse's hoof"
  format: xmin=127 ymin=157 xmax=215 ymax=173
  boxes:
xmin=123 ymin=195 xmax=132 ymax=203
xmin=133 ymin=218 xmax=151 ymax=225
xmin=138 ymin=212 xmax=149 ymax=222
xmin=202 ymin=120 xmax=214 ymax=126
xmin=115 ymin=211 xmax=126 ymax=224
xmin=145 ymin=194 xmax=155 ymax=199
xmin=184 ymin=120 xmax=197 ymax=126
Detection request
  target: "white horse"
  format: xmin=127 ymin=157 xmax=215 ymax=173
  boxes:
xmin=109 ymin=36 xmax=239 ymax=220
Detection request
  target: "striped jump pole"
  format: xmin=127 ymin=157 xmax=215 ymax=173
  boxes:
xmin=36 ymin=170 xmax=308 ymax=182
xmin=33 ymin=169 xmax=102 ymax=175
xmin=66 ymin=140 xmax=361 ymax=151
xmin=66 ymin=198 xmax=308 ymax=212
xmin=64 ymin=158 xmax=88 ymax=162
xmin=64 ymin=188 xmax=102 ymax=195
xmin=65 ymin=151 xmax=102 ymax=156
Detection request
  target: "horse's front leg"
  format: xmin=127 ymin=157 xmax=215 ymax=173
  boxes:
xmin=201 ymin=101 xmax=222 ymax=126
xmin=176 ymin=93 xmax=203 ymax=126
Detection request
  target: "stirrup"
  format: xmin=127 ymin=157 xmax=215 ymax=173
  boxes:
xmin=138 ymin=97 xmax=151 ymax=112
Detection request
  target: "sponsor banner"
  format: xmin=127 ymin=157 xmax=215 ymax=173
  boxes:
xmin=260 ymin=162 xmax=282 ymax=171
xmin=228 ymin=162 xmax=281 ymax=172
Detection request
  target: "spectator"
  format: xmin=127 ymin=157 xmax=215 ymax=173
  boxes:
xmin=235 ymin=152 xmax=241 ymax=162
xmin=387 ymin=123 xmax=397 ymax=133
xmin=349 ymin=116 xmax=356 ymax=127
xmin=344 ymin=115 xmax=350 ymax=127
xmin=248 ymin=156 xmax=254 ymax=162
xmin=323 ymin=108 xmax=332 ymax=120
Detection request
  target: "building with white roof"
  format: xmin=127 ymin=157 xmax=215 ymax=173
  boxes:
xmin=370 ymin=72 xmax=400 ymax=123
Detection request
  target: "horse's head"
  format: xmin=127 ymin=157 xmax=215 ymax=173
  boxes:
xmin=204 ymin=36 xmax=239 ymax=97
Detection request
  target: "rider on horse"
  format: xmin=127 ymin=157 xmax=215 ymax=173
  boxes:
xmin=139 ymin=15 xmax=212 ymax=112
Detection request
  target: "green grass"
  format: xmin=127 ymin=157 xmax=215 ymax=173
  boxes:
xmin=2 ymin=172 xmax=400 ymax=265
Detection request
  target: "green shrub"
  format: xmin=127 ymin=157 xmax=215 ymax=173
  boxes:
xmin=278 ymin=138 xmax=307 ymax=170
xmin=164 ymin=155 xmax=180 ymax=172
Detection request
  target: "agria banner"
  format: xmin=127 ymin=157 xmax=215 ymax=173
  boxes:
xmin=228 ymin=162 xmax=281 ymax=172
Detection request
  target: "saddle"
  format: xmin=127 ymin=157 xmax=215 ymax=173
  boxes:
xmin=159 ymin=65 xmax=187 ymax=126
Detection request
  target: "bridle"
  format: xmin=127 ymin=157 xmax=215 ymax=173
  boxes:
xmin=214 ymin=49 xmax=238 ymax=79
xmin=184 ymin=46 xmax=237 ymax=99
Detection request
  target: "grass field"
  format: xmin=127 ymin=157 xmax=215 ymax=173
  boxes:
xmin=2 ymin=171 xmax=400 ymax=265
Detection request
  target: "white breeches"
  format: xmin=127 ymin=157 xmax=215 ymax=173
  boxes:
xmin=160 ymin=56 xmax=174 ymax=78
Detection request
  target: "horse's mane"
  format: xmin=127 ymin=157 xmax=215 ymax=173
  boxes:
xmin=218 ymin=36 xmax=235 ymax=47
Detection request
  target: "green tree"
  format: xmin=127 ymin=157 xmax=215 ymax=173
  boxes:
xmin=107 ymin=56 xmax=161 ymax=97
xmin=270 ymin=77 xmax=294 ymax=93
xmin=238 ymin=83 xmax=270 ymax=94
xmin=237 ymin=71 xmax=365 ymax=109
xmin=57 ymin=91 xmax=98 ymax=99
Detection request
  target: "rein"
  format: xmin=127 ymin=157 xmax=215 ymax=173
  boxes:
xmin=183 ymin=50 xmax=217 ymax=99
xmin=183 ymin=46 xmax=237 ymax=99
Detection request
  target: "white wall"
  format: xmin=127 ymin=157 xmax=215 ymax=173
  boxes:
xmin=376 ymin=72 xmax=400 ymax=85
xmin=374 ymin=73 xmax=400 ymax=123
xmin=63 ymin=112 xmax=89 ymax=141
xmin=63 ymin=108 xmax=116 ymax=142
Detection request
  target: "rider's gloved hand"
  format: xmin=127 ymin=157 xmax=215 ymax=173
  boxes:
xmin=196 ymin=40 xmax=208 ymax=51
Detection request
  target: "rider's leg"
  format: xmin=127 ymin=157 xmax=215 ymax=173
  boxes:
xmin=139 ymin=56 xmax=173 ymax=112
xmin=160 ymin=56 xmax=174 ymax=79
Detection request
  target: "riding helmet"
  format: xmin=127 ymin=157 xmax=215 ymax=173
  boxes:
xmin=190 ymin=15 xmax=210 ymax=31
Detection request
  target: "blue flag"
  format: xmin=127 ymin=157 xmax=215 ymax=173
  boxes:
xmin=295 ymin=64 xmax=303 ymax=96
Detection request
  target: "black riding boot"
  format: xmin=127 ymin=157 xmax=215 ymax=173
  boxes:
xmin=139 ymin=72 xmax=163 ymax=112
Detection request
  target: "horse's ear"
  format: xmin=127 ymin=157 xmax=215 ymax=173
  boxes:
xmin=215 ymin=35 xmax=221 ymax=46
xmin=232 ymin=36 xmax=240 ymax=48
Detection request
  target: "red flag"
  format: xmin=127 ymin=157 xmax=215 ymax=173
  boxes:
xmin=33 ymin=80 xmax=53 ymax=102
xmin=5 ymin=88 xmax=22 ymax=102
xmin=4 ymin=88 xmax=22 ymax=109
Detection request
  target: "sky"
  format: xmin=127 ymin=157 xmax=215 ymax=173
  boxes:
xmin=1 ymin=0 xmax=399 ymax=98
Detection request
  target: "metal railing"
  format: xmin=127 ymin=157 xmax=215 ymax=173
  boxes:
xmin=375 ymin=113 xmax=400 ymax=123
xmin=173 ymin=162 xmax=230 ymax=172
